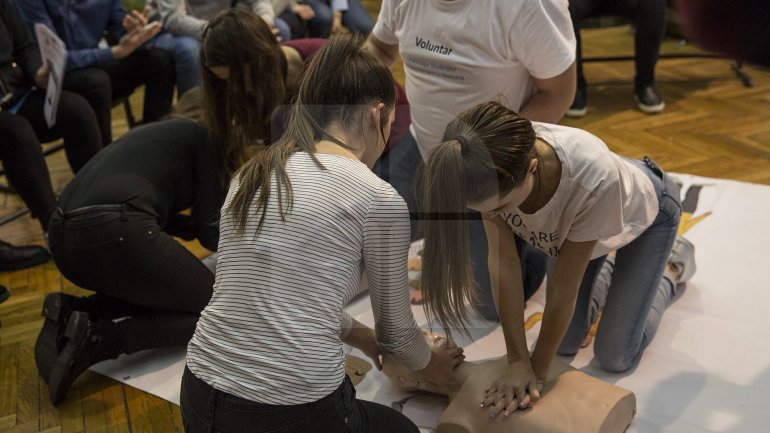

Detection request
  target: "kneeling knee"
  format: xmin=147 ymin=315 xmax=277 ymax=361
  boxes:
xmin=593 ymin=347 xmax=639 ymax=373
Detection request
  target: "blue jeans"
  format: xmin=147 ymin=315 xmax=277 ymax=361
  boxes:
xmin=557 ymin=157 xmax=682 ymax=372
xmin=274 ymin=17 xmax=293 ymax=41
xmin=341 ymin=0 xmax=374 ymax=35
xmin=373 ymin=131 xmax=547 ymax=321
xmin=180 ymin=367 xmax=419 ymax=433
xmin=146 ymin=32 xmax=201 ymax=96
xmin=304 ymin=0 xmax=334 ymax=38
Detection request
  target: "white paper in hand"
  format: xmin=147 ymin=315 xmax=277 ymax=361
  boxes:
xmin=34 ymin=24 xmax=68 ymax=128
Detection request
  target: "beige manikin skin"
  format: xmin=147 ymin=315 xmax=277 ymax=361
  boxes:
xmin=381 ymin=334 xmax=637 ymax=433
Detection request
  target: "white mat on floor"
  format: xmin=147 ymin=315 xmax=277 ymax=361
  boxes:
xmin=90 ymin=174 xmax=770 ymax=433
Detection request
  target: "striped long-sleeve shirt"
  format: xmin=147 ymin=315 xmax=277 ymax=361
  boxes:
xmin=186 ymin=152 xmax=431 ymax=405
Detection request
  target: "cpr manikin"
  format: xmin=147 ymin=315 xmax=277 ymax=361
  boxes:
xmin=381 ymin=334 xmax=636 ymax=433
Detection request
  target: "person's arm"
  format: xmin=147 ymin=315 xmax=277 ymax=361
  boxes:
xmin=242 ymin=0 xmax=276 ymax=26
xmin=481 ymin=215 xmax=540 ymax=417
xmin=365 ymin=0 xmax=398 ymax=67
xmin=519 ymin=60 xmax=576 ymax=123
xmin=330 ymin=0 xmax=347 ymax=33
xmin=105 ymin=0 xmax=128 ymax=44
xmin=156 ymin=0 xmax=207 ymax=38
xmin=4 ymin=0 xmax=42 ymax=81
xmin=18 ymin=0 xmax=144 ymax=71
xmin=191 ymin=121 xmax=225 ymax=251
xmin=529 ymin=239 xmax=596 ymax=381
xmin=365 ymin=34 xmax=398 ymax=68
xmin=508 ymin=0 xmax=576 ymax=122
xmin=363 ymin=184 xmax=431 ymax=371
xmin=341 ymin=316 xmax=383 ymax=370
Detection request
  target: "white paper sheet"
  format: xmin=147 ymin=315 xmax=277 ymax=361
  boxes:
xmin=33 ymin=24 xmax=67 ymax=128
xmin=89 ymin=174 xmax=770 ymax=433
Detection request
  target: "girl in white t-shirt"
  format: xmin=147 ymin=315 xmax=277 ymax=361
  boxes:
xmin=419 ymin=101 xmax=683 ymax=418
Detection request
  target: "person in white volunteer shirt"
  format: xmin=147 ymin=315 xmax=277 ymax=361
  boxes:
xmin=421 ymin=101 xmax=683 ymax=416
xmin=366 ymin=0 xmax=577 ymax=319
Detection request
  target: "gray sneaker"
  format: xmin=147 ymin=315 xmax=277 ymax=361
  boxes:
xmin=669 ymin=236 xmax=696 ymax=284
xmin=635 ymin=85 xmax=665 ymax=114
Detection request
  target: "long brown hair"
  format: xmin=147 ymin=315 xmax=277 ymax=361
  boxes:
xmin=226 ymin=34 xmax=396 ymax=235
xmin=420 ymin=101 xmax=537 ymax=337
xmin=200 ymin=9 xmax=287 ymax=185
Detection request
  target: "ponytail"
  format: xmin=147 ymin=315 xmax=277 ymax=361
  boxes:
xmin=420 ymin=101 xmax=537 ymax=337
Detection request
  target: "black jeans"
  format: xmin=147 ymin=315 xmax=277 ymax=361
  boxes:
xmin=569 ymin=0 xmax=667 ymax=90
xmin=0 ymin=89 xmax=101 ymax=229
xmin=63 ymin=48 xmax=175 ymax=144
xmin=181 ymin=367 xmax=420 ymax=433
xmin=48 ymin=205 xmax=213 ymax=354
xmin=16 ymin=89 xmax=103 ymax=172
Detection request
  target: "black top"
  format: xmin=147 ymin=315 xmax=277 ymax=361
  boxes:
xmin=0 ymin=0 xmax=41 ymax=104
xmin=58 ymin=118 xmax=225 ymax=251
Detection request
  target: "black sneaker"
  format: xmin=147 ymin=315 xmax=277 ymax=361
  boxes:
xmin=0 ymin=285 xmax=9 ymax=304
xmin=0 ymin=240 xmax=50 ymax=271
xmin=635 ymin=85 xmax=665 ymax=114
xmin=566 ymin=87 xmax=587 ymax=118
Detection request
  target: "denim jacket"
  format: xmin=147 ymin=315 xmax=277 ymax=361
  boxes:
xmin=17 ymin=0 xmax=127 ymax=72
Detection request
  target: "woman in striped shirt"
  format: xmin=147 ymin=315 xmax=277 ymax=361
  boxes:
xmin=182 ymin=35 xmax=463 ymax=433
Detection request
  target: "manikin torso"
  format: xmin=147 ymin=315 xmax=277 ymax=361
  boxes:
xmin=382 ymin=336 xmax=636 ymax=433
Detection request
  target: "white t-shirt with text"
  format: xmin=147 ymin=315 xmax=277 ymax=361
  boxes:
xmin=499 ymin=123 xmax=658 ymax=260
xmin=372 ymin=0 xmax=576 ymax=159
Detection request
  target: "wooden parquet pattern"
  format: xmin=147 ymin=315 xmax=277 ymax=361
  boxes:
xmin=1 ymin=3 xmax=770 ymax=431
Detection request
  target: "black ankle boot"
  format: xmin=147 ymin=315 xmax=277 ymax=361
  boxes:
xmin=47 ymin=312 xmax=121 ymax=405
xmin=35 ymin=292 xmax=77 ymax=382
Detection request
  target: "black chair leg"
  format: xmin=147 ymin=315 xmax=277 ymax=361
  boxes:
xmin=732 ymin=61 xmax=754 ymax=88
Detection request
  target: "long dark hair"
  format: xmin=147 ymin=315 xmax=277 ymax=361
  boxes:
xmin=226 ymin=34 xmax=396 ymax=235
xmin=420 ymin=101 xmax=537 ymax=336
xmin=200 ymin=9 xmax=287 ymax=185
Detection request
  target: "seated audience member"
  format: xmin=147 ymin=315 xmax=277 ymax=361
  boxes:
xmin=181 ymin=35 xmax=462 ymax=433
xmin=566 ymin=0 xmax=667 ymax=117
xmin=1 ymin=0 xmax=101 ymax=235
xmin=328 ymin=0 xmax=375 ymax=36
xmin=19 ymin=0 xmax=176 ymax=145
xmin=272 ymin=0 xmax=332 ymax=40
xmin=34 ymin=9 xmax=286 ymax=405
xmin=122 ymin=3 xmax=202 ymax=97
xmin=153 ymin=0 xmax=276 ymax=38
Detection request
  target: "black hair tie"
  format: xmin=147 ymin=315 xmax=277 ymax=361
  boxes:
xmin=455 ymin=136 xmax=471 ymax=155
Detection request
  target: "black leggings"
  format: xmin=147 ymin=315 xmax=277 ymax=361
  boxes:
xmin=48 ymin=206 xmax=213 ymax=354
xmin=569 ymin=0 xmax=667 ymax=90
xmin=0 ymin=90 xmax=102 ymax=229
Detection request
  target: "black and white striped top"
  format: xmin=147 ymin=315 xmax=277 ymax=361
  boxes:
xmin=186 ymin=152 xmax=431 ymax=405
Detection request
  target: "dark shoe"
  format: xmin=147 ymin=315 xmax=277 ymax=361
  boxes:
xmin=669 ymin=236 xmax=696 ymax=284
xmin=566 ymin=87 xmax=588 ymax=118
xmin=35 ymin=292 xmax=77 ymax=382
xmin=0 ymin=285 xmax=9 ymax=304
xmin=48 ymin=311 xmax=101 ymax=405
xmin=0 ymin=240 xmax=50 ymax=271
xmin=635 ymin=85 xmax=665 ymax=114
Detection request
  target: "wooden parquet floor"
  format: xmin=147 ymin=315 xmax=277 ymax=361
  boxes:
xmin=1 ymin=8 xmax=769 ymax=433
